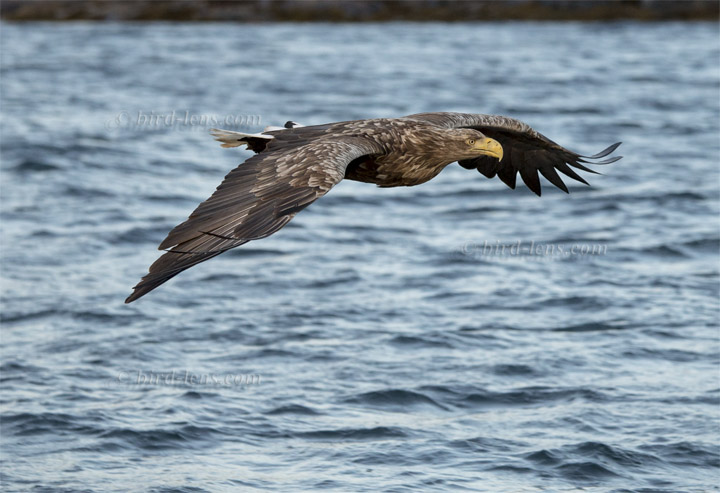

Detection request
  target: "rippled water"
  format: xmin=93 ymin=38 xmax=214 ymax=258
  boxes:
xmin=1 ymin=21 xmax=719 ymax=492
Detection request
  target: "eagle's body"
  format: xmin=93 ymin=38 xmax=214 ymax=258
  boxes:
xmin=343 ymin=119 xmax=465 ymax=187
xmin=126 ymin=112 xmax=621 ymax=303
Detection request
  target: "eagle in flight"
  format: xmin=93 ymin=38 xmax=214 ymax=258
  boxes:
xmin=126 ymin=112 xmax=621 ymax=303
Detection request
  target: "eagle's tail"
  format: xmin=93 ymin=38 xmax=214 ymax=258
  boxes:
xmin=209 ymin=128 xmax=274 ymax=149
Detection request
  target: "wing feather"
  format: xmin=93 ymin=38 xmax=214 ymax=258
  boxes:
xmin=126 ymin=137 xmax=381 ymax=302
xmin=537 ymin=162 xmax=569 ymax=194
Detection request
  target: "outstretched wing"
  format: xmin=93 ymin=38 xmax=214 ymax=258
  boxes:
xmin=406 ymin=112 xmax=621 ymax=196
xmin=126 ymin=137 xmax=381 ymax=303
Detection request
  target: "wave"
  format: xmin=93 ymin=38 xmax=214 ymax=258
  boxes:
xmin=343 ymin=389 xmax=448 ymax=410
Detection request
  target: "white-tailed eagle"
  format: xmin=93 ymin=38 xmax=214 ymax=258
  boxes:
xmin=126 ymin=112 xmax=621 ymax=302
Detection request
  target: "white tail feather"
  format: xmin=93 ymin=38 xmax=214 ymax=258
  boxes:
xmin=209 ymin=128 xmax=274 ymax=148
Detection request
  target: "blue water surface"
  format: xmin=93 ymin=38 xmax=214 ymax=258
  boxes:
xmin=1 ymin=21 xmax=719 ymax=492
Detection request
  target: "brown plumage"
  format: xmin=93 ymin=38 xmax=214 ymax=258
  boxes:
xmin=125 ymin=112 xmax=621 ymax=303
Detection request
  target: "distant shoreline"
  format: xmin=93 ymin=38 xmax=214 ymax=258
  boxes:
xmin=2 ymin=0 xmax=718 ymax=22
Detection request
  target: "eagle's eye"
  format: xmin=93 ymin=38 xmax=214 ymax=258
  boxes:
xmin=466 ymin=139 xmax=475 ymax=145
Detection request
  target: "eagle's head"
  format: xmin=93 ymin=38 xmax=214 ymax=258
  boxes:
xmin=448 ymin=128 xmax=504 ymax=161
xmin=413 ymin=127 xmax=504 ymax=164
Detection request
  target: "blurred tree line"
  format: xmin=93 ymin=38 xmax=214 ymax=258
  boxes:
xmin=2 ymin=0 xmax=718 ymax=22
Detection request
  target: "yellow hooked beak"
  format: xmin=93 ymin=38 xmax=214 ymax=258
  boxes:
xmin=473 ymin=137 xmax=503 ymax=161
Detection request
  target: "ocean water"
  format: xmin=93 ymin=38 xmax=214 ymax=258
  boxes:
xmin=1 ymin=21 xmax=718 ymax=492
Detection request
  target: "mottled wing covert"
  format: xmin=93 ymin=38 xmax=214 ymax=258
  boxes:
xmin=126 ymin=137 xmax=381 ymax=302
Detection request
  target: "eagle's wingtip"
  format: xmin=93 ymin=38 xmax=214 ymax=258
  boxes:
xmin=125 ymin=283 xmax=148 ymax=303
xmin=125 ymin=291 xmax=139 ymax=304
